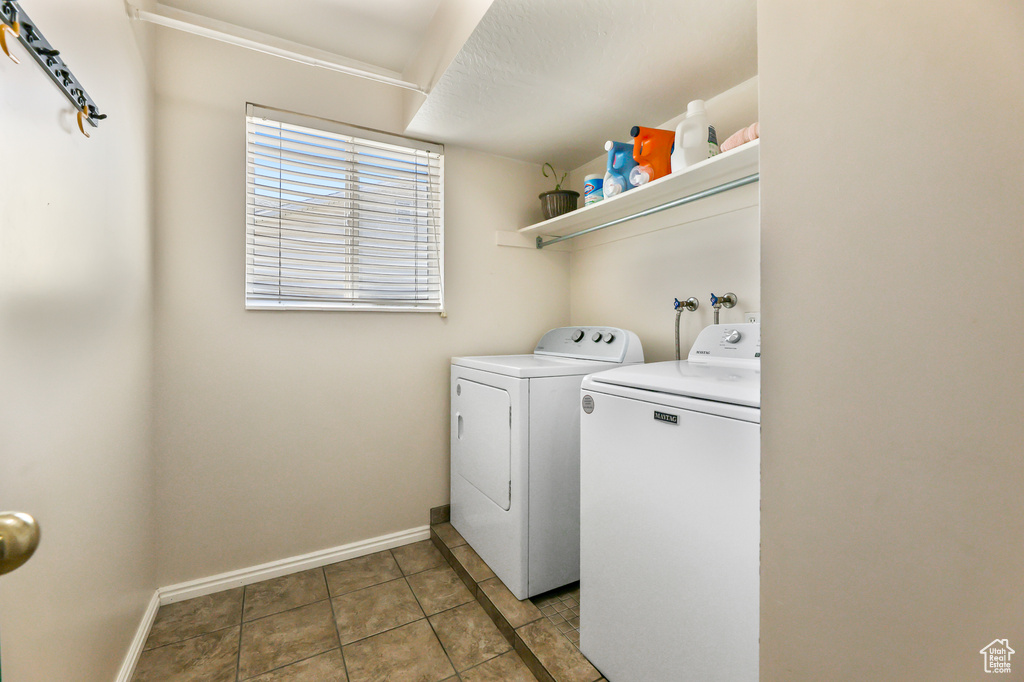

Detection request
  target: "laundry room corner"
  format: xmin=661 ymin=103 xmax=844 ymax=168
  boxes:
xmin=149 ymin=27 xmax=571 ymax=587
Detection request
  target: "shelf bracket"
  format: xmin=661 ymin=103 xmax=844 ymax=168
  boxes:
xmin=535 ymin=173 xmax=759 ymax=249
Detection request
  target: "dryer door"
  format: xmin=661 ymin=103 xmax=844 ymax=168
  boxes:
xmin=452 ymin=378 xmax=512 ymax=510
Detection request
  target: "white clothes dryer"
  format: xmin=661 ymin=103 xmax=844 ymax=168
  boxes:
xmin=451 ymin=327 xmax=643 ymax=600
xmin=580 ymin=323 xmax=761 ymax=682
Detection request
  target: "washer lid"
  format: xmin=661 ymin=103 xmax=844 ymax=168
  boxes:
xmin=452 ymin=354 xmax=624 ymax=379
xmin=585 ymin=360 xmax=761 ymax=408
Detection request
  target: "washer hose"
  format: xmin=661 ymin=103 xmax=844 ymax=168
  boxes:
xmin=673 ymin=297 xmax=699 ymax=360
xmin=675 ymin=308 xmax=682 ymax=361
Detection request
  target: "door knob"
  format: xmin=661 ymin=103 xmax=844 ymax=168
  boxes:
xmin=0 ymin=512 xmax=41 ymax=576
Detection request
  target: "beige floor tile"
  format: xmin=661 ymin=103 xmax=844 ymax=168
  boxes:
xmin=460 ymin=650 xmax=539 ymax=682
xmin=432 ymin=522 xmax=467 ymax=548
xmin=450 ymin=544 xmax=496 ymax=583
xmin=244 ymin=568 xmax=329 ymax=622
xmin=144 ymin=588 xmax=243 ymax=649
xmin=407 ymin=565 xmax=475 ymax=616
xmin=343 ymin=619 xmax=454 ymax=682
xmin=238 ymin=601 xmax=340 ymax=679
xmin=391 ymin=539 xmax=446 ymax=576
xmin=324 ymin=550 xmax=403 ymax=597
xmin=132 ymin=626 xmax=239 ymax=682
xmin=429 ymin=601 xmax=511 ymax=672
xmin=478 ymin=578 xmax=543 ymax=629
xmin=332 ymin=578 xmax=424 ymax=644
xmin=515 ymin=619 xmax=601 ymax=682
xmin=245 ymin=648 xmax=348 ymax=681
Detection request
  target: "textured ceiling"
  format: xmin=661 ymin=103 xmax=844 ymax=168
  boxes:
xmin=161 ymin=0 xmax=444 ymax=73
xmin=156 ymin=0 xmax=756 ymax=170
xmin=406 ymin=0 xmax=757 ymax=169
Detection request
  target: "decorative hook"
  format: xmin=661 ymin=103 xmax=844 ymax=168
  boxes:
xmin=0 ymin=12 xmax=20 ymax=64
xmin=3 ymin=1 xmax=106 ymax=135
xmin=77 ymin=104 xmax=91 ymax=138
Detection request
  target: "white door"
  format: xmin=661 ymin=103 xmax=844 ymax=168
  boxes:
xmin=452 ymin=377 xmax=512 ymax=510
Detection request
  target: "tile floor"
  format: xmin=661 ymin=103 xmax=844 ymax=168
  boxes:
xmin=531 ymin=585 xmax=581 ymax=650
xmin=429 ymin=520 xmax=604 ymax=682
xmin=132 ymin=541 xmax=540 ymax=681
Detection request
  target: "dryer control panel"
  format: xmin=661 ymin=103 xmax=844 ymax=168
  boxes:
xmin=534 ymin=327 xmax=644 ymax=363
xmin=687 ymin=323 xmax=761 ymax=366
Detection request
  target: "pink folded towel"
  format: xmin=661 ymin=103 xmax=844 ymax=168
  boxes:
xmin=720 ymin=122 xmax=760 ymax=152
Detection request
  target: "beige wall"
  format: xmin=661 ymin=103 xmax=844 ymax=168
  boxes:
xmin=152 ymin=30 xmax=570 ymax=585
xmin=0 ymin=0 xmax=156 ymax=679
xmin=759 ymin=1 xmax=1024 ymax=678
xmin=570 ymin=203 xmax=759 ymax=361
xmin=566 ymin=78 xmax=760 ymax=361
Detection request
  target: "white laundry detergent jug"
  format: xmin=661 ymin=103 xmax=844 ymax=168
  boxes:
xmin=671 ymin=100 xmax=719 ymax=173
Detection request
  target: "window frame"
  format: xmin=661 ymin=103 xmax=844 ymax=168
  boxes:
xmin=244 ymin=103 xmax=445 ymax=313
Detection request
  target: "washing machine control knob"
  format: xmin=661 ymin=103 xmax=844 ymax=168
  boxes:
xmin=591 ymin=332 xmax=603 ymax=342
xmin=724 ymin=329 xmax=742 ymax=344
xmin=603 ymin=333 xmax=615 ymax=343
xmin=571 ymin=329 xmax=585 ymax=342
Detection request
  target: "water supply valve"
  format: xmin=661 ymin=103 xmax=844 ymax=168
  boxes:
xmin=709 ymin=292 xmax=737 ymax=325
xmin=675 ymin=297 xmax=699 ymax=312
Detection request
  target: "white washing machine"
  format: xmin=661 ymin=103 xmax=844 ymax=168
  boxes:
xmin=451 ymin=327 xmax=643 ymax=600
xmin=579 ymin=323 xmax=760 ymax=682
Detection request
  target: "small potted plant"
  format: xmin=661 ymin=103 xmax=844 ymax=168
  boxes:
xmin=539 ymin=163 xmax=579 ymax=220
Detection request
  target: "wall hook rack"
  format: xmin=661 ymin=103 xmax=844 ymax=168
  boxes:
xmin=1 ymin=0 xmax=106 ymax=134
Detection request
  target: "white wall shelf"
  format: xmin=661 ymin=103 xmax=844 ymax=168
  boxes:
xmin=512 ymin=139 xmax=759 ymax=249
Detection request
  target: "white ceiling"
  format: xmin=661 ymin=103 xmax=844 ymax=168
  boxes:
xmin=157 ymin=0 xmax=757 ymax=170
xmin=406 ymin=0 xmax=757 ymax=168
xmin=161 ymin=0 xmax=444 ymax=73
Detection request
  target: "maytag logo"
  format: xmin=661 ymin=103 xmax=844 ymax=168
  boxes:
xmin=695 ymin=350 xmax=710 ymax=355
xmin=653 ymin=411 xmax=678 ymax=425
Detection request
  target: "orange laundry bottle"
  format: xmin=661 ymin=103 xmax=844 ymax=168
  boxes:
xmin=628 ymin=126 xmax=675 ymax=187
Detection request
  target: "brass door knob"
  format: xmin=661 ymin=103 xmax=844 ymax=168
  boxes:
xmin=0 ymin=512 xmax=41 ymax=576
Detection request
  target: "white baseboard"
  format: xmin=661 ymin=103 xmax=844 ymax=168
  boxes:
xmin=158 ymin=524 xmax=430 ymax=604
xmin=115 ymin=525 xmax=430 ymax=680
xmin=115 ymin=590 xmax=160 ymax=682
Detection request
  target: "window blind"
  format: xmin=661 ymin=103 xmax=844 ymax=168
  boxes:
xmin=245 ymin=104 xmax=444 ymax=312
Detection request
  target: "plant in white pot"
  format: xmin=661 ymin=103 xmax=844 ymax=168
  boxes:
xmin=539 ymin=163 xmax=579 ymax=219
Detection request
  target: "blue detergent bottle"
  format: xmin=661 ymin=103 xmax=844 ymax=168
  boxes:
xmin=603 ymin=141 xmax=638 ymax=198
